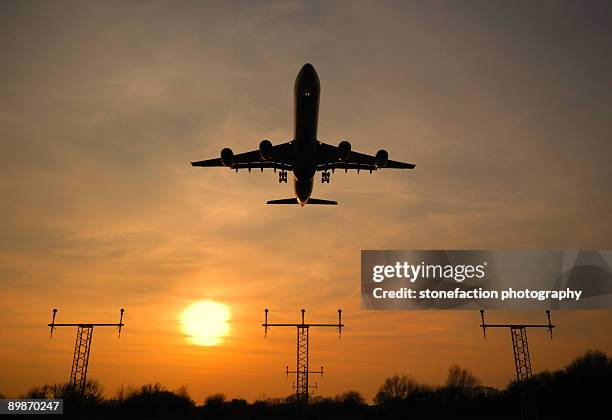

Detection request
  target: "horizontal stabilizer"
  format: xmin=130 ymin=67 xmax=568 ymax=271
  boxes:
xmin=307 ymin=198 xmax=338 ymax=205
xmin=266 ymin=198 xmax=338 ymax=205
xmin=267 ymin=198 xmax=299 ymax=204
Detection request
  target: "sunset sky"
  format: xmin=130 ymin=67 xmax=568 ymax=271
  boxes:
xmin=1 ymin=0 xmax=612 ymax=403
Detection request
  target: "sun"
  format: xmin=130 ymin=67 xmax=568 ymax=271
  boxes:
xmin=180 ymin=300 xmax=231 ymax=346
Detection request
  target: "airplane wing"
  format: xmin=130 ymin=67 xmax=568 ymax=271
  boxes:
xmin=191 ymin=142 xmax=293 ymax=170
xmin=315 ymin=142 xmax=415 ymax=172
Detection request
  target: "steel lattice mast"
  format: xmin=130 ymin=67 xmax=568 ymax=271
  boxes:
xmin=48 ymin=308 xmax=125 ymax=396
xmin=479 ymin=309 xmax=555 ymax=420
xmin=479 ymin=309 xmax=554 ymax=382
xmin=262 ymin=308 xmax=343 ymax=403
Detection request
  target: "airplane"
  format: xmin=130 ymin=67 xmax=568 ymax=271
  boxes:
xmin=191 ymin=63 xmax=415 ymax=206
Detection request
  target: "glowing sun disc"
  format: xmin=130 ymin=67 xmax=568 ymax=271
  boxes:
xmin=180 ymin=301 xmax=231 ymax=346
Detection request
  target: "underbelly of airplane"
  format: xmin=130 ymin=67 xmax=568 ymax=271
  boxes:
xmin=294 ymin=176 xmax=314 ymax=204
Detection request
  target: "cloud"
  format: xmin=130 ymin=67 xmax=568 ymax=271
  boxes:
xmin=1 ymin=0 xmax=611 ymax=400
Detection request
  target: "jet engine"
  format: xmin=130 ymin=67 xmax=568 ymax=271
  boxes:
xmin=375 ymin=149 xmax=389 ymax=168
xmin=338 ymin=140 xmax=351 ymax=161
xmin=220 ymin=148 xmax=234 ymax=167
xmin=259 ymin=139 xmax=273 ymax=161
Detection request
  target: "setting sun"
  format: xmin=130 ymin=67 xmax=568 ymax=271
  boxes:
xmin=180 ymin=301 xmax=231 ymax=346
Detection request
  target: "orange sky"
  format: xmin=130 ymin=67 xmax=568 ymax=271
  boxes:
xmin=1 ymin=0 xmax=612 ymax=403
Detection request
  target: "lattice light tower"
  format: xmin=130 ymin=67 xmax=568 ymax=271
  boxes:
xmin=262 ymin=308 xmax=343 ymax=404
xmin=479 ymin=309 xmax=554 ymax=382
xmin=48 ymin=308 xmax=125 ymax=395
xmin=480 ymin=310 xmax=555 ymax=420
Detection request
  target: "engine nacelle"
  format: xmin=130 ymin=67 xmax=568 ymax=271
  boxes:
xmin=375 ymin=149 xmax=389 ymax=168
xmin=259 ymin=139 xmax=273 ymax=161
xmin=220 ymin=147 xmax=234 ymax=167
xmin=338 ymin=140 xmax=351 ymax=162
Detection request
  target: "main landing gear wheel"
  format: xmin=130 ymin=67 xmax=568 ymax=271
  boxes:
xmin=279 ymin=170 xmax=288 ymax=183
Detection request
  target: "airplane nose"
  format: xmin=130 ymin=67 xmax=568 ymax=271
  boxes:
xmin=299 ymin=63 xmax=317 ymax=78
xmin=296 ymin=63 xmax=320 ymax=93
xmin=302 ymin=63 xmax=315 ymax=72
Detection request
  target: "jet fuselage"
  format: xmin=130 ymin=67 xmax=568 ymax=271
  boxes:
xmin=292 ymin=63 xmax=320 ymax=205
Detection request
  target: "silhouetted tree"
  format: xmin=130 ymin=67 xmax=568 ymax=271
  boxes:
xmin=175 ymin=385 xmax=191 ymax=400
xmin=205 ymin=392 xmax=226 ymax=407
xmin=120 ymin=382 xmax=195 ymax=418
xmin=374 ymin=374 xmax=425 ymax=403
xmin=565 ymin=349 xmax=611 ymax=380
xmin=203 ymin=392 xmax=227 ymax=417
xmin=115 ymin=384 xmax=138 ymax=401
xmin=510 ymin=349 xmax=612 ymax=418
xmin=335 ymin=390 xmax=366 ymax=405
xmin=445 ymin=364 xmax=481 ymax=396
xmin=22 ymin=380 xmax=102 ymax=402
xmin=81 ymin=380 xmax=104 ymax=403
xmin=23 ymin=385 xmax=50 ymax=399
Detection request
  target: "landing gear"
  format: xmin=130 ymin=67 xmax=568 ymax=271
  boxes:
xmin=279 ymin=170 xmax=288 ymax=183
xmin=321 ymin=171 xmax=331 ymax=183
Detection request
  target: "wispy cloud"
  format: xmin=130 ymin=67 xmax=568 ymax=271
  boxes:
xmin=1 ymin=0 xmax=611 ymax=401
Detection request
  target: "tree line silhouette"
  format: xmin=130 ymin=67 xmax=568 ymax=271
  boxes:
xmin=13 ymin=349 xmax=611 ymax=419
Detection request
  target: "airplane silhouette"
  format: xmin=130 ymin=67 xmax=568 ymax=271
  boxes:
xmin=191 ymin=63 xmax=415 ymax=206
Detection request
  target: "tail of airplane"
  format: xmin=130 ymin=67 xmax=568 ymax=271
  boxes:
xmin=267 ymin=198 xmax=338 ymax=205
